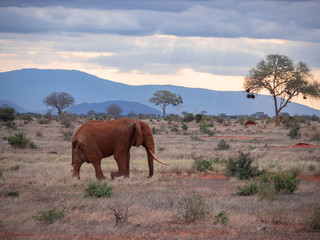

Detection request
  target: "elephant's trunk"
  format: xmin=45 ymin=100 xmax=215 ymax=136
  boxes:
xmin=146 ymin=149 xmax=169 ymax=177
xmin=147 ymin=149 xmax=154 ymax=178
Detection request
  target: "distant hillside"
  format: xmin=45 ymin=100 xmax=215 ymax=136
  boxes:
xmin=1 ymin=68 xmax=320 ymax=116
xmin=68 ymin=100 xmax=161 ymax=115
xmin=0 ymin=99 xmax=28 ymax=113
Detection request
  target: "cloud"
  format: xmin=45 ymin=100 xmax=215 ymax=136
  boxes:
xmin=0 ymin=1 xmax=319 ymax=42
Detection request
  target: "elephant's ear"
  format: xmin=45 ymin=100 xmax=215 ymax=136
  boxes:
xmin=135 ymin=121 xmax=143 ymax=147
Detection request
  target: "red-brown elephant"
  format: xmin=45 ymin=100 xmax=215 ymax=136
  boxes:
xmin=72 ymin=118 xmax=168 ymax=180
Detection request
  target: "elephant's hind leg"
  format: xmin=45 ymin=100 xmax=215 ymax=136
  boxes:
xmin=72 ymin=154 xmax=84 ymax=179
xmin=111 ymin=150 xmax=130 ymax=179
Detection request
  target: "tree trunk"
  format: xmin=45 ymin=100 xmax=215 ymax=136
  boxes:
xmin=162 ymin=108 xmax=166 ymax=118
xmin=273 ymin=96 xmax=281 ymax=126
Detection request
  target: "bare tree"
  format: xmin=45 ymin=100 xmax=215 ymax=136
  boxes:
xmin=43 ymin=92 xmax=75 ymax=115
xmin=244 ymin=54 xmax=320 ymax=125
xmin=107 ymin=104 xmax=122 ymax=118
xmin=149 ymin=90 xmax=183 ymax=118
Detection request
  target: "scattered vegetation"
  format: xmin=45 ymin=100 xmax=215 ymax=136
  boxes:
xmin=33 ymin=207 xmax=65 ymax=224
xmin=174 ymin=192 xmax=209 ymax=222
xmin=214 ymin=211 xmax=229 ymax=225
xmin=288 ymin=125 xmax=301 ymax=139
xmin=235 ymin=170 xmax=300 ymax=199
xmin=235 ymin=181 xmax=258 ymax=196
xmin=84 ymin=181 xmax=113 ymax=198
xmin=192 ymin=155 xmax=213 ymax=172
xmin=215 ymin=139 xmax=230 ymax=150
xmin=272 ymin=170 xmax=300 ymax=194
xmin=305 ymin=202 xmax=320 ymax=231
xmin=0 ymin=107 xmax=15 ymax=122
xmin=6 ymin=191 xmax=19 ymax=197
xmin=226 ymin=152 xmax=262 ymax=180
xmin=4 ymin=132 xmax=37 ymax=149
xmin=108 ymin=204 xmax=130 ymax=226
xmin=199 ymin=120 xmax=215 ymax=136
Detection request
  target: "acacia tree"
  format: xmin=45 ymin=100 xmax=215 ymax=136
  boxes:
xmin=244 ymin=54 xmax=320 ymax=125
xmin=149 ymin=90 xmax=183 ymax=118
xmin=107 ymin=104 xmax=122 ymax=118
xmin=43 ymin=92 xmax=75 ymax=115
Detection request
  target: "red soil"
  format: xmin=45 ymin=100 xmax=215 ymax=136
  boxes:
xmin=202 ymin=136 xmax=263 ymax=140
xmin=244 ymin=120 xmax=256 ymax=125
xmin=297 ymin=175 xmax=320 ymax=181
xmin=282 ymin=142 xmax=320 ymax=148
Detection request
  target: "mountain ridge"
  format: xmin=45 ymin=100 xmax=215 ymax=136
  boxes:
xmin=1 ymin=68 xmax=320 ymax=116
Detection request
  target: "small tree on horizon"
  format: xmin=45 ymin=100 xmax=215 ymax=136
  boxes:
xmin=107 ymin=104 xmax=122 ymax=118
xmin=244 ymin=54 xmax=320 ymax=125
xmin=149 ymin=90 xmax=183 ymax=118
xmin=43 ymin=92 xmax=75 ymax=115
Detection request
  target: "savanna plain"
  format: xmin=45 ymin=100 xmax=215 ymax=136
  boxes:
xmin=1 ymin=115 xmax=320 ymax=239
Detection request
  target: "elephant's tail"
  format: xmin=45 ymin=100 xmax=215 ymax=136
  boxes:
xmin=72 ymin=136 xmax=88 ymax=164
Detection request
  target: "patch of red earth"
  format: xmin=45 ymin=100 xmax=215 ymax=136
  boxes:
xmin=194 ymin=173 xmax=227 ymax=179
xmin=202 ymin=136 xmax=263 ymax=140
xmin=297 ymin=175 xmax=320 ymax=181
xmin=282 ymin=142 xmax=320 ymax=148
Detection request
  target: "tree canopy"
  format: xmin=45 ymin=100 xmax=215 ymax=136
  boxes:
xmin=244 ymin=54 xmax=320 ymax=125
xmin=107 ymin=104 xmax=122 ymax=118
xmin=149 ymin=90 xmax=183 ymax=118
xmin=43 ymin=92 xmax=75 ymax=115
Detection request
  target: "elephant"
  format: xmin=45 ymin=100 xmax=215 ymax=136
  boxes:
xmin=71 ymin=118 xmax=168 ymax=180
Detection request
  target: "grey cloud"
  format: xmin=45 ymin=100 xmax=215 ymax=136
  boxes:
xmin=0 ymin=1 xmax=319 ymax=42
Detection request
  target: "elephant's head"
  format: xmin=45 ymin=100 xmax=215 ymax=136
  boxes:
xmin=134 ymin=120 xmax=168 ymax=177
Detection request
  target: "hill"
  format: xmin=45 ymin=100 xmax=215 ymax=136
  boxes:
xmin=1 ymin=68 xmax=320 ymax=116
xmin=68 ymin=100 xmax=161 ymax=116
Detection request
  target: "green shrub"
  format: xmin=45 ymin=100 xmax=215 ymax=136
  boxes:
xmin=33 ymin=207 xmax=64 ymax=224
xmin=272 ymin=170 xmax=299 ymax=194
xmin=195 ymin=114 xmax=203 ymax=123
xmin=192 ymin=155 xmax=213 ymax=172
xmin=288 ymin=125 xmax=301 ymax=139
xmin=6 ymin=191 xmax=19 ymax=197
xmin=169 ymin=126 xmax=179 ymax=132
xmin=235 ymin=181 xmax=258 ymax=196
xmin=174 ymin=192 xmax=209 ymax=222
xmin=183 ymin=113 xmax=194 ymax=122
xmin=305 ymin=203 xmax=320 ymax=231
xmin=257 ymin=175 xmax=276 ymax=200
xmin=4 ymin=133 xmax=37 ymax=149
xmin=84 ymin=181 xmax=113 ymax=198
xmin=215 ymin=139 xmax=230 ymax=150
xmin=199 ymin=120 xmax=215 ymax=136
xmin=0 ymin=107 xmax=15 ymax=122
xmin=181 ymin=123 xmax=188 ymax=131
xmin=226 ymin=152 xmax=262 ymax=180
xmin=21 ymin=114 xmax=32 ymax=123
xmin=214 ymin=211 xmax=229 ymax=224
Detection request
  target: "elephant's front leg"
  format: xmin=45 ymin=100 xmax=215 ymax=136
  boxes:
xmin=92 ymin=158 xmax=107 ymax=180
xmin=111 ymin=150 xmax=130 ymax=179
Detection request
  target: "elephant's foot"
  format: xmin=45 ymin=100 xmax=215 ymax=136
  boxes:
xmin=72 ymin=172 xmax=80 ymax=180
xmin=111 ymin=171 xmax=129 ymax=180
xmin=96 ymin=174 xmax=107 ymax=180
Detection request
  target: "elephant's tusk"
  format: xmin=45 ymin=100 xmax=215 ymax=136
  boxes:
xmin=147 ymin=149 xmax=170 ymax=165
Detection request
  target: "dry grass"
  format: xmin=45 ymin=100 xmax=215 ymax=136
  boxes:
xmin=1 ymin=118 xmax=320 ymax=239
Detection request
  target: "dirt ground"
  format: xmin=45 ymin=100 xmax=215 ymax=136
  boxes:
xmin=0 ymin=117 xmax=320 ymax=239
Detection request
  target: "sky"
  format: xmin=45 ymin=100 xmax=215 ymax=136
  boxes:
xmin=1 ymin=0 xmax=320 ymax=110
